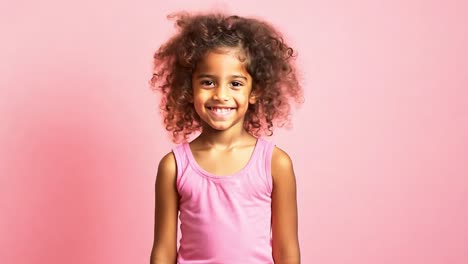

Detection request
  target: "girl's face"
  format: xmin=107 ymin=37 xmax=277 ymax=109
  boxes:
xmin=191 ymin=48 xmax=256 ymax=132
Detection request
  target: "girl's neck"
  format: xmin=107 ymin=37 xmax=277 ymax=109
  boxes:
xmin=194 ymin=126 xmax=256 ymax=150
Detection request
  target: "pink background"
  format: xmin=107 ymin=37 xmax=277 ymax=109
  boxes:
xmin=1 ymin=0 xmax=467 ymax=263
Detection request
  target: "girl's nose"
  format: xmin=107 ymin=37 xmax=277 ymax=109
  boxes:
xmin=213 ymin=86 xmax=230 ymax=101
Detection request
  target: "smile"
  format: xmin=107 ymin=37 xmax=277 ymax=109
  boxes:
xmin=206 ymin=106 xmax=236 ymax=117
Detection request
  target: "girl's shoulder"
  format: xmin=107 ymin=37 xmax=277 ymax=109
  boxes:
xmin=270 ymin=145 xmax=295 ymax=183
xmin=271 ymin=145 xmax=293 ymax=167
xmin=157 ymin=151 xmax=177 ymax=180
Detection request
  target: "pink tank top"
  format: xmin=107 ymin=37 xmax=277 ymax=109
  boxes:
xmin=172 ymin=137 xmax=275 ymax=264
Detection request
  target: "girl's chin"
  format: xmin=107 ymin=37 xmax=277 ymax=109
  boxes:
xmin=200 ymin=121 xmax=242 ymax=132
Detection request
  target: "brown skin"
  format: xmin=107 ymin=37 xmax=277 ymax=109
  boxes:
xmin=151 ymin=14 xmax=303 ymax=143
xmin=271 ymin=147 xmax=301 ymax=264
xmin=150 ymin=47 xmax=300 ymax=264
xmin=150 ymin=153 xmax=178 ymax=264
xmin=149 ymin=144 xmax=300 ymax=264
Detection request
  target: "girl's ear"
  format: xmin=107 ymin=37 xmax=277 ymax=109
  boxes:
xmin=249 ymin=91 xmax=258 ymax=104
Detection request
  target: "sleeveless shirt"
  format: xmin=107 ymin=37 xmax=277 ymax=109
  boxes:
xmin=172 ymin=137 xmax=275 ymax=264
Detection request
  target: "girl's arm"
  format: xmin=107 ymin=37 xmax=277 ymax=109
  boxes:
xmin=150 ymin=152 xmax=179 ymax=264
xmin=271 ymin=147 xmax=301 ymax=264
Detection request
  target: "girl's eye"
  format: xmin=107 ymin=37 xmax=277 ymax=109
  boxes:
xmin=201 ymin=80 xmax=215 ymax=86
xmin=231 ymin=81 xmax=243 ymax=88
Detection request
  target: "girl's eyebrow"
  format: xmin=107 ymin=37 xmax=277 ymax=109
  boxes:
xmin=195 ymin=74 xmax=248 ymax=80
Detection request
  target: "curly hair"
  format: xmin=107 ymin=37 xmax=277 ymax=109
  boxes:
xmin=150 ymin=12 xmax=303 ymax=143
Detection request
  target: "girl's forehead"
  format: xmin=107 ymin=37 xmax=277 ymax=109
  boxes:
xmin=197 ymin=55 xmax=244 ymax=70
xmin=193 ymin=49 xmax=251 ymax=78
xmin=206 ymin=47 xmax=248 ymax=62
xmin=196 ymin=47 xmax=249 ymax=69
xmin=210 ymin=46 xmax=241 ymax=55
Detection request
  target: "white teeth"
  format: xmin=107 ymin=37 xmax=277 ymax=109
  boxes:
xmin=210 ymin=107 xmax=232 ymax=113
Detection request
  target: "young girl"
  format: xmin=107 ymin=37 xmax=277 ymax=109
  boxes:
xmin=150 ymin=12 xmax=303 ymax=264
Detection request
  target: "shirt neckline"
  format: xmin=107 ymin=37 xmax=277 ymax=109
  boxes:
xmin=183 ymin=138 xmax=262 ymax=179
